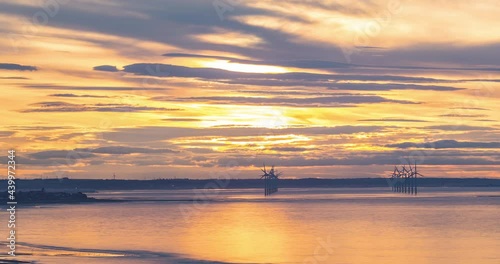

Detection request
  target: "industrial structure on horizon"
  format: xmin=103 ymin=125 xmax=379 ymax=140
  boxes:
xmin=389 ymin=162 xmax=424 ymax=195
xmin=260 ymin=164 xmax=281 ymax=196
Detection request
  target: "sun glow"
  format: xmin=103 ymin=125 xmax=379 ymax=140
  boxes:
xmin=203 ymin=60 xmax=288 ymax=73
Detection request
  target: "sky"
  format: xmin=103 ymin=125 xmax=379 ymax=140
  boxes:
xmin=0 ymin=0 xmax=498 ymax=179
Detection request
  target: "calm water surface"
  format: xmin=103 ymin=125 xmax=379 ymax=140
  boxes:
xmin=2 ymin=187 xmax=499 ymax=263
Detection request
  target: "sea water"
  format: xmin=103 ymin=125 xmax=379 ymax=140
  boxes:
xmin=1 ymin=187 xmax=499 ymax=264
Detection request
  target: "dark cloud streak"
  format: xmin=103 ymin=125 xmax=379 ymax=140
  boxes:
xmin=22 ymin=101 xmax=181 ymax=113
xmin=0 ymin=63 xmax=37 ymax=71
xmin=152 ymin=95 xmax=418 ymax=107
xmin=387 ymin=140 xmax=500 ymax=149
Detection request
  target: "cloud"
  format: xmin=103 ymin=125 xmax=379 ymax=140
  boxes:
xmin=451 ymin=107 xmax=490 ymax=111
xmin=358 ymin=118 xmax=428 ymax=122
xmin=329 ymin=83 xmax=462 ymax=91
xmin=0 ymin=156 xmax=90 ymax=167
xmin=163 ymin=52 xmax=500 ymax=73
xmin=162 ymin=118 xmax=204 ymax=122
xmin=269 ymin=147 xmax=309 ymax=152
xmin=49 ymin=93 xmax=112 ymax=98
xmin=0 ymin=131 xmax=15 ymax=137
xmin=2 ymin=1 xmax=499 ymax=179
xmin=7 ymin=126 xmax=72 ymax=131
xmin=121 ymin=63 xmax=463 ymax=91
xmin=0 ymin=63 xmax=37 ymax=71
xmin=152 ymin=95 xmax=418 ymax=107
xmin=103 ymin=125 xmax=386 ymax=142
xmin=163 ymin=53 xmax=354 ymax=69
xmin=30 ymin=146 xmax=178 ymax=159
xmin=438 ymin=114 xmax=486 ymax=118
xmin=0 ymin=0 xmax=309 ymax=63
xmin=2 ymin=1 xmax=500 ymax=75
xmin=30 ymin=150 xmax=96 ymax=159
xmin=0 ymin=76 xmax=29 ymax=79
xmin=371 ymin=43 xmax=500 ymax=69
xmin=217 ymin=153 xmax=499 ymax=167
xmin=475 ymin=119 xmax=496 ymax=122
xmin=25 ymin=85 xmax=166 ymax=91
xmin=426 ymin=125 xmax=495 ymax=131
xmin=78 ymin=146 xmax=178 ymax=154
xmin=219 ymin=79 xmax=463 ymax=90
xmin=93 ymin=65 xmax=119 ymax=72
xmin=22 ymin=101 xmax=181 ymax=112
xmin=387 ymin=140 xmax=500 ymax=149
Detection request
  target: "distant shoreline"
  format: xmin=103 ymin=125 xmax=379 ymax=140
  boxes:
xmin=2 ymin=178 xmax=499 ymax=191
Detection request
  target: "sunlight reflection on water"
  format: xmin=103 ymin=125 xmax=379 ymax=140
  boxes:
xmin=3 ymin=188 xmax=500 ymax=264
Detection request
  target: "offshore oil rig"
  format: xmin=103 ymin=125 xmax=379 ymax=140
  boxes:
xmin=260 ymin=164 xmax=281 ymax=196
xmin=388 ymin=161 xmax=423 ymax=195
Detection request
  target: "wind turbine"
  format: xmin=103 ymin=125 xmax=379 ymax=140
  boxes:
xmin=402 ymin=165 xmax=411 ymax=193
xmin=260 ymin=163 xmax=280 ymax=196
xmin=388 ymin=161 xmax=425 ymax=195
xmin=260 ymin=163 xmax=269 ymax=178
xmin=389 ymin=166 xmax=399 ymax=192
xmin=411 ymin=161 xmax=424 ymax=195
